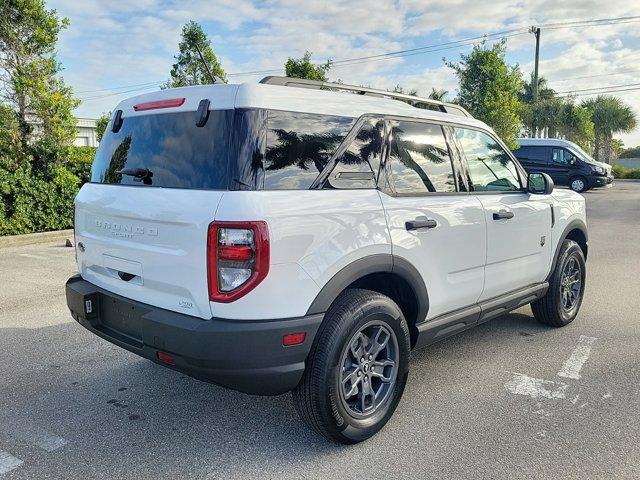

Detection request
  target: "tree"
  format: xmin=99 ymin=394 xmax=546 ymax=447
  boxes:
xmin=557 ymin=101 xmax=594 ymax=152
xmin=165 ymin=21 xmax=227 ymax=88
xmin=520 ymin=73 xmax=556 ymax=104
xmin=95 ymin=112 xmax=111 ymax=142
xmin=582 ymin=95 xmax=637 ymax=163
xmin=446 ymin=40 xmax=523 ymax=149
xmin=620 ymin=145 xmax=640 ymax=159
xmin=0 ymin=0 xmax=79 ymax=162
xmin=285 ymin=51 xmax=331 ymax=81
xmin=521 ymin=98 xmax=594 ymax=152
xmin=428 ymin=88 xmax=448 ymax=101
xmin=392 ymin=84 xmax=418 ymax=96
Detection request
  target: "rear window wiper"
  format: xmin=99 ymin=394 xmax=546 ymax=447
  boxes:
xmin=117 ymin=167 xmax=153 ymax=185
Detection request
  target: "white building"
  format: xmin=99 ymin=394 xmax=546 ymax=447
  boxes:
xmin=74 ymin=117 xmax=99 ymax=147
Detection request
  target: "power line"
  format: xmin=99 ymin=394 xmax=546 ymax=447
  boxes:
xmin=75 ymin=80 xmax=164 ymax=94
xmin=556 ymin=82 xmax=640 ymax=95
xmin=75 ymin=14 xmax=640 ymax=100
xmin=558 ymin=86 xmax=640 ymax=97
xmin=550 ymin=69 xmax=640 ymax=84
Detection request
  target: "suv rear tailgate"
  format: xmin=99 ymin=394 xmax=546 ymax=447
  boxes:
xmin=75 ymin=184 xmax=222 ymax=319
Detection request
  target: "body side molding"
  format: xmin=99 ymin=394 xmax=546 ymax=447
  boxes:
xmin=414 ymin=282 xmax=548 ymax=350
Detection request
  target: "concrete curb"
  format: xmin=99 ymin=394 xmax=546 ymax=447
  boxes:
xmin=613 ymin=178 xmax=640 ymax=183
xmin=0 ymin=229 xmax=74 ymax=248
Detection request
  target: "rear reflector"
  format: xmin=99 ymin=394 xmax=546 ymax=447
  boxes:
xmin=134 ymin=98 xmax=185 ymax=111
xmin=156 ymin=351 xmax=175 ymax=364
xmin=283 ymin=332 xmax=306 ymax=346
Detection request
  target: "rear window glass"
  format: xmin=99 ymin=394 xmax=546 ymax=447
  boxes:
xmin=388 ymin=120 xmax=456 ymax=194
xmin=264 ymin=111 xmax=355 ymax=190
xmin=91 ymin=110 xmax=233 ymax=189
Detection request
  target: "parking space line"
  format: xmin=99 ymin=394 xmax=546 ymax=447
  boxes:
xmin=18 ymin=253 xmax=48 ymax=260
xmin=27 ymin=432 xmax=68 ymax=452
xmin=0 ymin=450 xmax=23 ymax=475
xmin=557 ymin=335 xmax=597 ymax=380
xmin=504 ymin=373 xmax=568 ymax=399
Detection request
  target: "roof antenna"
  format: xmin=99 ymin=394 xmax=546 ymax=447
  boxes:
xmin=194 ymin=42 xmax=216 ymax=84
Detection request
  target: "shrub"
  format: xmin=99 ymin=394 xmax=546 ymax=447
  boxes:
xmin=0 ymin=159 xmax=81 ymax=235
xmin=612 ymin=164 xmax=640 ymax=179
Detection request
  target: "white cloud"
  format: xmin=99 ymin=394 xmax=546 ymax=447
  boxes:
xmin=47 ymin=0 xmax=640 ymax=146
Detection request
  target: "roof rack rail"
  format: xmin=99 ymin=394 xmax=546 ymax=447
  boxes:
xmin=259 ymin=76 xmax=471 ymax=118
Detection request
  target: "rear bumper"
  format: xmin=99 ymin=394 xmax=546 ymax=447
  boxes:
xmin=65 ymin=275 xmax=322 ymax=395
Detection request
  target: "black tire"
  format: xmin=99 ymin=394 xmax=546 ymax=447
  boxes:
xmin=531 ymin=239 xmax=586 ymax=327
xmin=569 ymin=176 xmax=588 ymax=193
xmin=292 ymin=288 xmax=410 ymax=444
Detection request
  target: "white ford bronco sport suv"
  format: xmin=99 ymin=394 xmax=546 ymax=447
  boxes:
xmin=66 ymin=76 xmax=588 ymax=444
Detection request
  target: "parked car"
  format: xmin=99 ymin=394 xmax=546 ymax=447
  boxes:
xmin=66 ymin=77 xmax=588 ymax=444
xmin=513 ymin=138 xmax=613 ymax=192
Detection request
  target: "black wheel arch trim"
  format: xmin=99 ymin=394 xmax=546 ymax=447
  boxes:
xmin=548 ymin=219 xmax=588 ymax=281
xmin=305 ymin=254 xmax=429 ymax=324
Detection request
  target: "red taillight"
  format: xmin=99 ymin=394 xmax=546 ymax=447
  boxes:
xmin=157 ymin=351 xmax=175 ymax=364
xmin=133 ymin=98 xmax=185 ymax=111
xmin=218 ymin=244 xmax=253 ymax=262
xmin=283 ymin=332 xmax=306 ymax=346
xmin=207 ymin=221 xmax=270 ymax=303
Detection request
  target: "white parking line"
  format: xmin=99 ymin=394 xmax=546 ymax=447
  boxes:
xmin=504 ymin=373 xmax=568 ymax=399
xmin=28 ymin=431 xmax=68 ymax=452
xmin=557 ymin=335 xmax=597 ymax=380
xmin=18 ymin=253 xmax=48 ymax=260
xmin=0 ymin=450 xmax=23 ymax=475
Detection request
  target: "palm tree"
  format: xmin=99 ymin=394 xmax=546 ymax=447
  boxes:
xmin=428 ymin=88 xmax=448 ymax=101
xmin=520 ymin=73 xmax=556 ymax=104
xmin=582 ymin=95 xmax=638 ymax=163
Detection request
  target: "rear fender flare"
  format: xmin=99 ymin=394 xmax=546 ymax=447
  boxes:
xmin=305 ymin=254 xmax=429 ymax=324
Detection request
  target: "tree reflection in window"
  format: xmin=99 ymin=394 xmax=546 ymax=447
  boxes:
xmin=325 ymin=119 xmax=383 ymax=189
xmin=388 ymin=120 xmax=456 ymax=194
xmin=264 ymin=111 xmax=355 ymax=190
xmin=102 ymin=135 xmax=132 ymax=184
xmin=454 ymin=128 xmax=521 ymax=191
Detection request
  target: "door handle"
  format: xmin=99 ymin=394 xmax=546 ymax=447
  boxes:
xmin=493 ymin=210 xmax=514 ymax=220
xmin=405 ymin=218 xmax=438 ymax=231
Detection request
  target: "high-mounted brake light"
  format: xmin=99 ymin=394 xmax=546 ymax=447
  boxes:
xmin=133 ymin=97 xmax=185 ymax=111
xmin=207 ymin=221 xmax=270 ymax=303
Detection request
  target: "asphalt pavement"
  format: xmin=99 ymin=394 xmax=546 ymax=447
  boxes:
xmin=1 ymin=183 xmax=639 ymax=479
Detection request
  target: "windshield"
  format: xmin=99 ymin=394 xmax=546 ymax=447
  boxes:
xmin=568 ymin=144 xmax=598 ymax=164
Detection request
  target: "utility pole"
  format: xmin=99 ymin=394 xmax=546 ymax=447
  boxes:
xmin=530 ymin=26 xmax=541 ymax=103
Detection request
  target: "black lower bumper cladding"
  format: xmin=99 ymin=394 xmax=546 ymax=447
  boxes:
xmin=65 ymin=275 xmax=323 ymax=395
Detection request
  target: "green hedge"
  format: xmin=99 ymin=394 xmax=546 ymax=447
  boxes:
xmin=0 ymin=146 xmax=94 ymax=236
xmin=612 ymin=164 xmax=640 ymax=179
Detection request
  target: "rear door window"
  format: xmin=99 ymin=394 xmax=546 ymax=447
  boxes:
xmin=264 ymin=111 xmax=355 ymax=190
xmin=91 ymin=110 xmax=233 ymax=189
xmin=387 ymin=120 xmax=456 ymax=194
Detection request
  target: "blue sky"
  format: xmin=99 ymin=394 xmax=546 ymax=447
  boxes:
xmin=48 ymin=0 xmax=640 ymax=146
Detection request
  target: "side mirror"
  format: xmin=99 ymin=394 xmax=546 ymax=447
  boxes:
xmin=528 ymin=172 xmax=554 ymax=195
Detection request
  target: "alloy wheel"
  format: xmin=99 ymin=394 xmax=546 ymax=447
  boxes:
xmin=560 ymin=256 xmax=582 ymax=311
xmin=339 ymin=321 xmax=399 ymax=418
